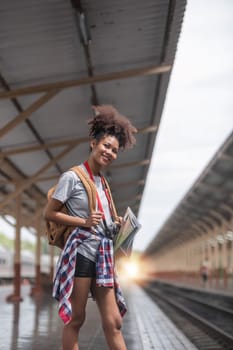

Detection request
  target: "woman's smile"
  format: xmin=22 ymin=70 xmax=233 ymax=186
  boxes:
xmin=91 ymin=135 xmax=119 ymax=169
xmin=101 ymin=153 xmax=112 ymax=163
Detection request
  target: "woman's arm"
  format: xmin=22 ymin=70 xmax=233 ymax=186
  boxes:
xmin=44 ymin=198 xmax=103 ymax=228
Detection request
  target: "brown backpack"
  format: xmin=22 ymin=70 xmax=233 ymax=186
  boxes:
xmin=45 ymin=166 xmax=118 ymax=249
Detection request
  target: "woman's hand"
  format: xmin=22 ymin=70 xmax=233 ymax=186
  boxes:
xmin=83 ymin=211 xmax=103 ymax=228
xmin=117 ymin=216 xmax=123 ymax=225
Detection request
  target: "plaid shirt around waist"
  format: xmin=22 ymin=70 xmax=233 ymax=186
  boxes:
xmin=53 ymin=228 xmax=127 ymax=324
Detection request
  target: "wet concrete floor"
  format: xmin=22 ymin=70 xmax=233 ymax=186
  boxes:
xmin=0 ymin=282 xmax=197 ymax=350
xmin=0 ymin=283 xmax=142 ymax=350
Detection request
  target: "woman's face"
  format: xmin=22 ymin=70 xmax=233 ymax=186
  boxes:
xmin=90 ymin=135 xmax=119 ymax=167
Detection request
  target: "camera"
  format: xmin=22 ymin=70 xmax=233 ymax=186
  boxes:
xmin=105 ymin=222 xmax=121 ymax=240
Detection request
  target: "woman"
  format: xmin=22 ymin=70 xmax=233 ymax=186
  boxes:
xmin=44 ymin=105 xmax=137 ymax=350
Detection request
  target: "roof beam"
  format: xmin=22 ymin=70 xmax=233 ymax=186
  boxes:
xmin=199 ymin=181 xmax=229 ymax=194
xmin=164 ymin=207 xmax=214 ymax=235
xmin=0 ymin=124 xmax=156 ymax=158
xmin=0 ymin=64 xmax=171 ymax=99
xmin=222 ymin=153 xmax=233 ymax=161
xmin=220 ymin=203 xmax=233 ymax=217
xmin=186 ymin=212 xmax=215 ymax=229
xmin=138 ymin=125 xmax=158 ymax=134
xmin=112 ymin=159 xmax=150 ymax=169
xmin=117 ymin=194 xmax=142 ymax=204
xmin=0 ymin=90 xmax=59 ymax=139
xmin=0 ymin=176 xmax=146 ymax=190
xmin=0 ymin=143 xmax=148 ymax=209
xmin=209 ymin=209 xmax=226 ymax=225
xmin=205 ymin=212 xmax=222 ymax=227
xmin=0 ymin=142 xmax=80 ymax=210
xmin=112 ymin=179 xmax=145 ymax=189
xmin=0 ymin=136 xmax=89 ymax=158
xmin=199 ymin=216 xmax=216 ymax=229
xmin=191 ymin=222 xmax=209 ymax=234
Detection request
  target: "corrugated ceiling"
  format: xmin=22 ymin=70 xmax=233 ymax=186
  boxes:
xmin=0 ymin=0 xmax=186 ymax=230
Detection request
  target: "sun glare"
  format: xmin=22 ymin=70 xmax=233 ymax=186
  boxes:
xmin=125 ymin=261 xmax=139 ymax=278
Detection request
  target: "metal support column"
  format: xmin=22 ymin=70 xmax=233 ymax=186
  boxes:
xmin=31 ymin=213 xmax=42 ymax=296
xmin=6 ymin=194 xmax=23 ymax=302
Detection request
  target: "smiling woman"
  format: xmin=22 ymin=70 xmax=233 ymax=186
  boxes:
xmin=43 ymin=104 xmax=137 ymax=350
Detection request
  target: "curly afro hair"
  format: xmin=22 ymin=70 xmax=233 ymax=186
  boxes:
xmin=88 ymin=105 xmax=137 ymax=150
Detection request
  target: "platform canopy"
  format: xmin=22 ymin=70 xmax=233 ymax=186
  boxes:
xmin=0 ymin=0 xmax=186 ymax=229
xmin=145 ymin=131 xmax=233 ymax=256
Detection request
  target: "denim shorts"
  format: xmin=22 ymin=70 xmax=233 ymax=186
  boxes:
xmin=74 ymin=252 xmax=96 ymax=278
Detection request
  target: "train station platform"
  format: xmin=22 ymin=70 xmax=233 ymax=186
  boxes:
xmin=0 ymin=282 xmax=198 ymax=350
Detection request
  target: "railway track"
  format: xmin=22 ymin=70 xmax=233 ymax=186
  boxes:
xmin=143 ymin=281 xmax=233 ymax=350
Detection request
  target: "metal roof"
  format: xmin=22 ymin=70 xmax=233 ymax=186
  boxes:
xmin=145 ymin=131 xmax=233 ymax=256
xmin=0 ymin=0 xmax=186 ymax=229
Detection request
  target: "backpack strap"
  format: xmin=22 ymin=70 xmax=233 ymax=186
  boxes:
xmin=70 ymin=165 xmax=118 ymax=223
xmin=70 ymin=166 xmax=97 ymax=213
xmin=102 ymin=176 xmax=119 ymax=222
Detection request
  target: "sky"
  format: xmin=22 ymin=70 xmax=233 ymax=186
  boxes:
xmin=0 ymin=0 xmax=233 ymax=250
xmin=134 ymin=0 xmax=233 ymax=251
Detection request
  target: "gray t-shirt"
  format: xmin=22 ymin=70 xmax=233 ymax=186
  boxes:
xmin=52 ymin=164 xmax=114 ymax=261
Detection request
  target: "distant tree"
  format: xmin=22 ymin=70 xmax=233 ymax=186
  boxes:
xmin=0 ymin=232 xmax=35 ymax=252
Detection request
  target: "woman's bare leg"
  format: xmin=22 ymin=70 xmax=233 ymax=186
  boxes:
xmin=93 ymin=283 xmax=127 ymax=350
xmin=62 ymin=277 xmax=91 ymax=350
